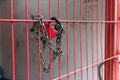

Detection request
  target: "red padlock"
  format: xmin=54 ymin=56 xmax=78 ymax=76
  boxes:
xmin=44 ymin=21 xmax=58 ymax=39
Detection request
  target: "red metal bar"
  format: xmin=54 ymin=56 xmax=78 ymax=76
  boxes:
xmin=49 ymin=34 xmax=52 ymax=80
xmin=66 ymin=0 xmax=69 ymax=80
xmin=58 ymin=0 xmax=61 ymax=79
xmin=115 ymin=0 xmax=119 ymax=58
xmin=73 ymin=0 xmax=76 ymax=80
xmin=11 ymin=18 xmax=15 ymax=80
xmin=113 ymin=0 xmax=120 ymax=80
xmin=100 ymin=26 xmax=103 ymax=79
xmin=96 ymin=0 xmax=99 ymax=80
xmin=96 ymin=24 xmax=98 ymax=80
xmin=73 ymin=16 xmax=76 ymax=80
xmin=38 ymin=0 xmax=40 ymax=15
xmin=58 ymin=0 xmax=60 ymax=18
xmin=86 ymin=0 xmax=88 ymax=80
xmin=113 ymin=26 xmax=119 ymax=80
xmin=10 ymin=0 xmax=13 ymax=19
xmin=66 ymin=20 xmax=69 ymax=80
xmin=104 ymin=0 xmax=118 ymax=80
xmin=53 ymin=54 xmax=120 ymax=80
xmin=80 ymin=26 xmax=82 ymax=80
xmin=25 ymin=0 xmax=30 ymax=80
xmin=49 ymin=0 xmax=51 ymax=19
xmin=105 ymin=26 xmax=115 ymax=80
xmin=101 ymin=0 xmax=104 ymax=79
xmin=0 ymin=19 xmax=120 ymax=23
xmin=38 ymin=25 xmax=41 ymax=80
xmin=48 ymin=0 xmax=52 ymax=80
xmin=117 ymin=0 xmax=120 ymax=55
xmin=10 ymin=0 xmax=15 ymax=80
xmin=49 ymin=28 xmax=52 ymax=80
xmin=105 ymin=0 xmax=109 ymax=80
xmin=109 ymin=0 xmax=113 ymax=80
xmin=113 ymin=59 xmax=119 ymax=80
xmin=91 ymin=0 xmax=94 ymax=80
xmin=80 ymin=0 xmax=82 ymax=80
xmin=37 ymin=0 xmax=41 ymax=80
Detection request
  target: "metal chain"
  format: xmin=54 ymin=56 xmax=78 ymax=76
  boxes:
xmin=30 ymin=15 xmax=64 ymax=73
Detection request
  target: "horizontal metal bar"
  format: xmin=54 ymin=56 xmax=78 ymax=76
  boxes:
xmin=53 ymin=54 xmax=120 ymax=80
xmin=0 ymin=19 xmax=119 ymax=23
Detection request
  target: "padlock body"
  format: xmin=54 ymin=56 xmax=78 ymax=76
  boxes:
xmin=44 ymin=22 xmax=58 ymax=39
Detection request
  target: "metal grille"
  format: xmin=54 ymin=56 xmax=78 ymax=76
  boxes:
xmin=0 ymin=0 xmax=120 ymax=80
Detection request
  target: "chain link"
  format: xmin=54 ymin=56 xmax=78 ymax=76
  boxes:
xmin=30 ymin=15 xmax=65 ymax=73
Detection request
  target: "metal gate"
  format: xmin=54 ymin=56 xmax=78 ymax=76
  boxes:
xmin=0 ymin=0 xmax=120 ymax=80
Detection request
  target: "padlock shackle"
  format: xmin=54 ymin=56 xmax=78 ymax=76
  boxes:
xmin=51 ymin=17 xmax=61 ymax=26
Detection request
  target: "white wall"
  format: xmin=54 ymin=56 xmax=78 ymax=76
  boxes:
xmin=0 ymin=0 xmax=105 ymax=80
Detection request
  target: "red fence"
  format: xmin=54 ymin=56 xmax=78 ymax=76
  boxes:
xmin=0 ymin=0 xmax=120 ymax=80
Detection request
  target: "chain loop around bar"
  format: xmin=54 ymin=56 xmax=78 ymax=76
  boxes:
xmin=30 ymin=15 xmax=65 ymax=73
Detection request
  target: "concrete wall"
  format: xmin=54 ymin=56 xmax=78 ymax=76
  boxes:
xmin=0 ymin=0 xmax=105 ymax=80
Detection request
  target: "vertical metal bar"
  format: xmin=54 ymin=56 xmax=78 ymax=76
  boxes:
xmin=58 ymin=0 xmax=60 ymax=18
xmin=113 ymin=0 xmax=119 ymax=80
xmin=73 ymin=0 xmax=76 ymax=80
xmin=49 ymin=0 xmax=51 ymax=19
xmin=119 ymin=24 xmax=120 ymax=51
xmin=114 ymin=0 xmax=119 ymax=57
xmin=91 ymin=0 xmax=94 ymax=80
xmin=25 ymin=0 xmax=30 ymax=80
xmin=105 ymin=0 xmax=117 ymax=80
xmin=86 ymin=0 xmax=88 ymax=80
xmin=58 ymin=0 xmax=61 ymax=79
xmin=96 ymin=0 xmax=99 ymax=80
xmin=100 ymin=0 xmax=104 ymax=79
xmin=113 ymin=1 xmax=118 ymax=80
xmin=11 ymin=16 xmax=15 ymax=80
xmin=113 ymin=59 xmax=119 ymax=80
xmin=38 ymin=0 xmax=40 ymax=15
xmin=109 ymin=0 xmax=113 ymax=80
xmin=73 ymin=17 xmax=76 ymax=80
xmin=80 ymin=0 xmax=82 ymax=80
xmin=100 ymin=26 xmax=103 ymax=79
xmin=37 ymin=0 xmax=41 ymax=80
xmin=48 ymin=0 xmax=52 ymax=80
xmin=105 ymin=0 xmax=109 ymax=80
xmin=49 ymin=28 xmax=52 ymax=80
xmin=38 ymin=24 xmax=41 ymax=80
xmin=66 ymin=0 xmax=69 ymax=80
xmin=96 ymin=23 xmax=98 ymax=80
xmin=10 ymin=0 xmax=15 ymax=80
xmin=115 ymin=0 xmax=119 ymax=61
